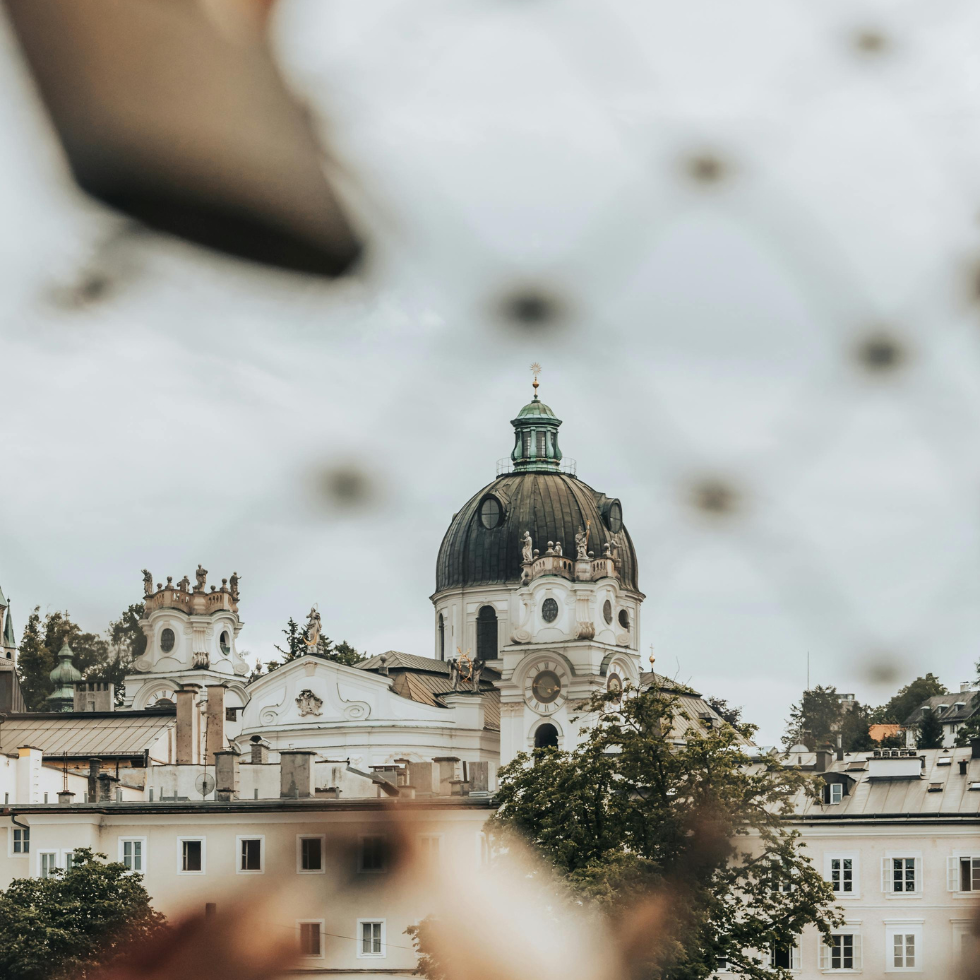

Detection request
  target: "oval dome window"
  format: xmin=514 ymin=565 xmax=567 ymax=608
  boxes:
xmin=605 ymin=500 xmax=623 ymax=534
xmin=618 ymin=608 xmax=630 ymax=630
xmin=603 ymin=599 xmax=613 ymax=625
xmin=479 ymin=495 xmax=503 ymax=529
xmin=160 ymin=628 xmax=175 ymax=653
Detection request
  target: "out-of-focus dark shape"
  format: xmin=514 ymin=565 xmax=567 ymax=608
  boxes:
xmin=855 ymin=330 xmax=907 ymax=375
xmin=854 ymin=29 xmax=887 ymax=55
xmin=49 ymin=222 xmax=146 ymax=309
xmin=860 ymin=653 xmax=902 ymax=687
xmin=3 ymin=0 xmax=362 ymax=277
xmin=497 ymin=287 xmax=566 ymax=333
xmin=98 ymin=899 xmax=298 ymax=980
xmin=312 ymin=461 xmax=378 ymax=512
xmin=689 ymin=477 xmax=740 ymax=518
xmin=684 ymin=153 xmax=727 ymax=186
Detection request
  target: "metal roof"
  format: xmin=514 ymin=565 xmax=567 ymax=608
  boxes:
xmin=435 ymin=471 xmax=639 ymax=594
xmin=793 ymin=747 xmax=980 ymax=819
xmin=904 ymin=692 xmax=979 ymax=726
xmin=0 ymin=711 xmax=174 ymax=759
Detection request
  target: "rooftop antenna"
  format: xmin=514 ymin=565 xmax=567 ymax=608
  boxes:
xmin=530 ymin=362 xmax=541 ymax=399
xmin=807 ymin=651 xmax=810 ymax=692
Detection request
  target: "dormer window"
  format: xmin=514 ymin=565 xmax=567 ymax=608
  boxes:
xmin=829 ymin=783 xmax=843 ymax=805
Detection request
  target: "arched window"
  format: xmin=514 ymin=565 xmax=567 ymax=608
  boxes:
xmin=438 ymin=613 xmax=445 ymax=660
xmin=476 ymin=605 xmax=498 ymax=660
xmin=220 ymin=631 xmax=230 ymax=655
xmin=534 ymin=723 xmax=559 ymax=750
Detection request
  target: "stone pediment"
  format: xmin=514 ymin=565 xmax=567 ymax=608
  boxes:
xmin=241 ymin=655 xmax=448 ymax=731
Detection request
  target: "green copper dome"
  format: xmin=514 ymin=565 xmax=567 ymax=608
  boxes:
xmin=47 ymin=641 xmax=82 ymax=711
xmin=510 ymin=392 xmax=563 ymax=472
xmin=515 ymin=397 xmax=558 ymax=419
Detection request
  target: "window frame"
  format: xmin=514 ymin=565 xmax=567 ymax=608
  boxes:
xmin=236 ymin=835 xmax=265 ymax=875
xmin=177 ymin=836 xmax=206 ymax=875
xmin=356 ymin=919 xmax=386 ymax=959
xmin=826 ymin=853 xmax=860 ymax=899
xmin=476 ymin=831 xmax=490 ymax=867
xmin=769 ymin=940 xmax=800 ymax=971
xmin=8 ymin=826 xmax=29 ymax=856
xmin=296 ymin=834 xmax=326 ymax=875
xmin=417 ymin=833 xmax=443 ymax=864
xmin=357 ymin=834 xmax=387 ymax=874
xmin=884 ymin=922 xmax=923 ymax=973
xmin=819 ymin=928 xmax=862 ymax=972
xmin=38 ymin=849 xmax=60 ymax=879
xmin=297 ymin=920 xmax=325 ymax=959
xmin=948 ymin=854 xmax=980 ymax=894
xmin=881 ymin=854 xmax=922 ymax=897
xmin=62 ymin=848 xmax=83 ymax=871
xmin=118 ymin=836 xmax=147 ymax=874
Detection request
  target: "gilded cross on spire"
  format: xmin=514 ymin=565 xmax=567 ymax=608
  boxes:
xmin=530 ymin=362 xmax=541 ymax=399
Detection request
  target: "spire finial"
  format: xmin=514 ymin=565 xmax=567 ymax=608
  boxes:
xmin=530 ymin=362 xmax=541 ymax=400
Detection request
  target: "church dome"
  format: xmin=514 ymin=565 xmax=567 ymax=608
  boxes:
xmin=435 ymin=389 xmax=639 ymax=594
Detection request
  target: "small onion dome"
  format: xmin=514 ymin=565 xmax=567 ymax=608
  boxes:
xmin=436 ymin=391 xmax=639 ymax=594
xmin=46 ymin=641 xmax=83 ymax=711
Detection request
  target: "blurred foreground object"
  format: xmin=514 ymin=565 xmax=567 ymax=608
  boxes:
xmin=2 ymin=0 xmax=361 ymax=276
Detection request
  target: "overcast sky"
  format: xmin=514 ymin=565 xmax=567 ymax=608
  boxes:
xmin=3 ymin=1 xmax=980 ymax=745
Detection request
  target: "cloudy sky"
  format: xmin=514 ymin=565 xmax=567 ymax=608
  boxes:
xmin=2 ymin=1 xmax=980 ymax=745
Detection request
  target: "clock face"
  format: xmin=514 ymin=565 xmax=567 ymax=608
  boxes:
xmin=524 ymin=663 xmax=566 ymax=715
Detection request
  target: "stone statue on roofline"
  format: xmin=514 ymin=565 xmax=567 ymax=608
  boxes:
xmin=575 ymin=524 xmax=590 ymax=560
xmin=194 ymin=564 xmax=207 ymax=593
xmin=521 ymin=530 xmax=533 ymax=563
xmin=177 ymin=574 xmax=190 ymax=592
xmin=229 ymin=571 xmax=241 ymax=601
xmin=304 ymin=606 xmax=322 ymax=651
xmin=471 ymin=658 xmax=485 ymax=692
xmin=141 ymin=569 xmax=153 ymax=596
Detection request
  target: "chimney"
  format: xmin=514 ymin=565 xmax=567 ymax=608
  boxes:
xmin=469 ymin=760 xmax=490 ymax=794
xmin=214 ymin=747 xmax=240 ymax=802
xmin=962 ymin=681 xmax=973 ymax=694
xmin=97 ymin=772 xmax=115 ymax=803
xmin=57 ymin=790 xmax=75 ymax=805
xmin=959 ymin=759 xmax=969 ymax=776
xmin=175 ymin=685 xmax=201 ymax=764
xmin=378 ymin=654 xmax=388 ymax=676
xmin=407 ymin=762 xmax=436 ymax=796
xmin=280 ymin=749 xmax=316 ymax=798
xmin=442 ymin=691 xmax=485 ymax=733
xmin=814 ymin=748 xmax=833 ymax=773
xmin=835 ymin=734 xmax=844 ymax=762
xmin=204 ymin=685 xmax=226 ymax=764
xmin=16 ymin=746 xmax=42 ymax=804
xmin=87 ymin=758 xmax=101 ymax=802
xmin=249 ymin=736 xmax=269 ymax=765
xmin=972 ymin=738 xmax=980 ymax=761
xmin=432 ymin=757 xmax=459 ymax=795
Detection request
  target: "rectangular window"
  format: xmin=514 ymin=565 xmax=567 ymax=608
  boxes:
xmin=358 ymin=920 xmax=385 ymax=958
xmin=477 ymin=831 xmax=490 ymax=867
xmin=12 ymin=828 xmax=29 ymax=854
xmin=62 ymin=849 xmax=82 ymax=870
xmin=831 ymin=858 xmax=853 ymax=893
xmin=831 ymin=934 xmax=853 ymax=970
xmin=829 ymin=782 xmax=843 ymax=805
xmin=960 ymin=856 xmax=980 ymax=892
xmin=238 ymin=837 xmax=263 ymax=873
xmin=770 ymin=943 xmax=797 ymax=969
xmin=418 ymin=835 xmax=442 ymax=862
xmin=39 ymin=851 xmax=59 ymax=878
xmin=358 ymin=835 xmax=386 ymax=873
xmin=891 ymin=858 xmax=916 ymax=893
xmin=119 ymin=838 xmax=145 ymax=873
xmin=298 ymin=921 xmax=323 ymax=957
xmin=179 ymin=838 xmax=205 ymax=874
xmin=892 ymin=933 xmax=915 ymax=969
xmin=298 ymin=836 xmax=324 ymax=873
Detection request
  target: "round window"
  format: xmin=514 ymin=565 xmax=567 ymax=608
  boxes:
xmin=607 ymin=673 xmax=623 ymax=697
xmin=603 ymin=599 xmax=612 ymax=625
xmin=618 ymin=608 xmax=630 ymax=630
xmin=479 ymin=495 xmax=503 ymax=529
xmin=542 ymin=597 xmax=559 ymax=623
xmin=160 ymin=628 xmax=175 ymax=653
xmin=532 ymin=670 xmax=562 ymax=704
xmin=605 ymin=500 xmax=623 ymax=534
xmin=220 ymin=631 xmax=230 ymax=655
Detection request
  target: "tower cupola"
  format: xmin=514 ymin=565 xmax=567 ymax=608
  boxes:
xmin=47 ymin=641 xmax=83 ymax=712
xmin=510 ymin=371 xmax=563 ymax=472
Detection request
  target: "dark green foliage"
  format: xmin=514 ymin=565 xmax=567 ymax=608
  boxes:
xmin=955 ymin=708 xmax=980 ymax=747
xmin=16 ymin=605 xmax=146 ymax=710
xmin=262 ymin=617 xmax=365 ymax=676
xmin=877 ymin=674 xmax=948 ymax=725
xmin=0 ymin=848 xmax=165 ymax=980
xmin=406 ymin=920 xmax=446 ymax=980
xmin=916 ymin=710 xmax=944 ymax=749
xmin=783 ymin=686 xmax=871 ymax=753
xmin=490 ymin=684 xmax=842 ymax=980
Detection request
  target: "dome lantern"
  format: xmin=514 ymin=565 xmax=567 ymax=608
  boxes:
xmin=510 ymin=374 xmax=563 ymax=473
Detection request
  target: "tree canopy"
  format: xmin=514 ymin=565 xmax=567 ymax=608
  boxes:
xmin=488 ymin=684 xmax=841 ymax=980
xmin=916 ymin=708 xmax=945 ymax=749
xmin=875 ymin=673 xmax=948 ymax=725
xmin=255 ymin=616 xmax=365 ymax=678
xmin=0 ymin=848 xmax=165 ymax=980
xmin=782 ymin=685 xmax=871 ymax=753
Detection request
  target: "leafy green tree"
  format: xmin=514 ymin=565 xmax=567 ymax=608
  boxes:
xmin=877 ymin=674 xmax=948 ymax=725
xmin=490 ymin=684 xmax=842 ymax=980
xmin=783 ymin=686 xmax=871 ymax=753
xmin=266 ymin=617 xmax=365 ymax=675
xmin=16 ymin=608 xmax=52 ymax=710
xmin=916 ymin=709 xmax=945 ymax=749
xmin=0 ymin=848 xmax=165 ymax=980
xmin=274 ymin=617 xmax=306 ymax=662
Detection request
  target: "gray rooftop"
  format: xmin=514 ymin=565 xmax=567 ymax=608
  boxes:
xmin=904 ymin=692 xmax=978 ymax=726
xmin=0 ymin=712 xmax=174 ymax=760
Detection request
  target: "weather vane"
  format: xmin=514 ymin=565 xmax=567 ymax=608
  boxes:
xmin=530 ymin=361 xmax=541 ymax=397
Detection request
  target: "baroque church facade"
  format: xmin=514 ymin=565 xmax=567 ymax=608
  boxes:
xmin=119 ymin=382 xmax=700 ymax=777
